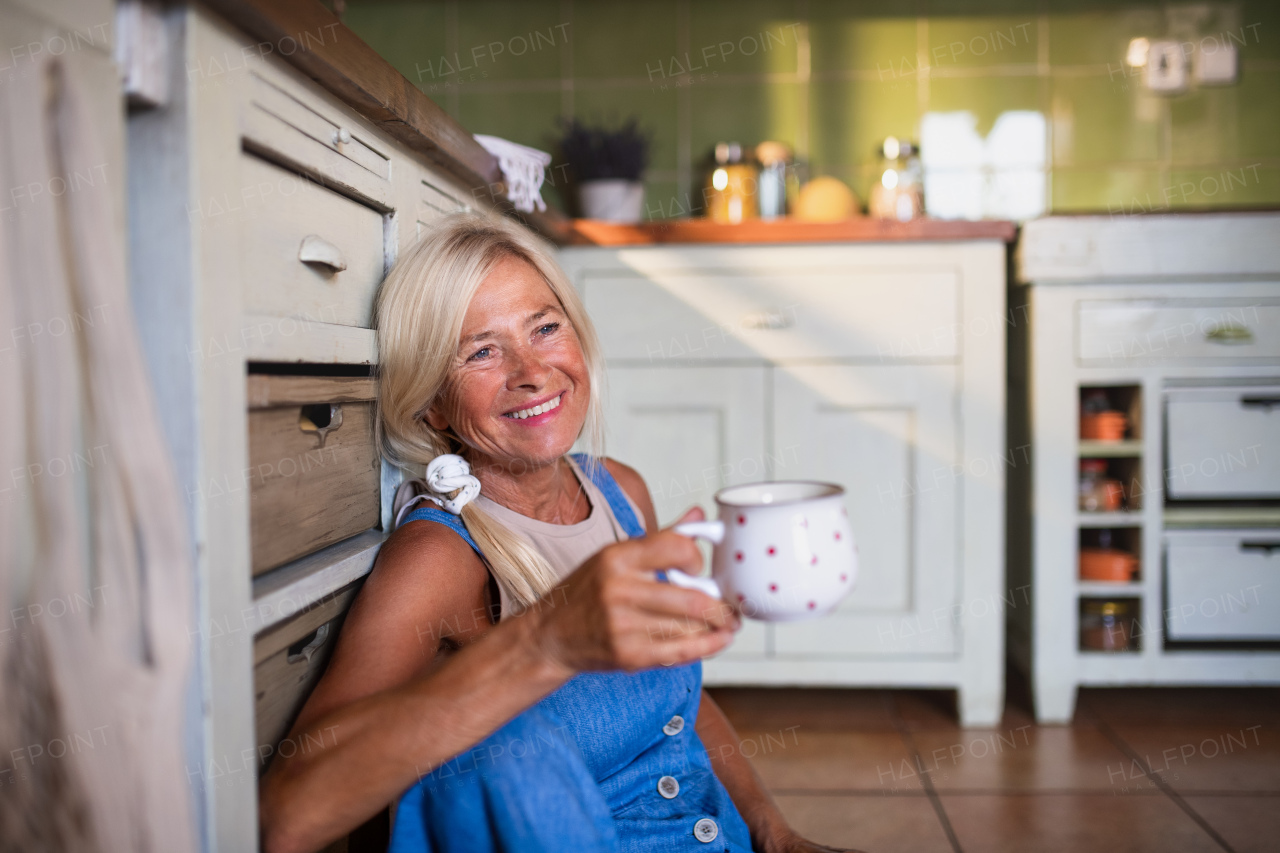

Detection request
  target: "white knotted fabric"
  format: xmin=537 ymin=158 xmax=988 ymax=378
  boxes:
xmin=392 ymin=454 xmax=482 ymax=527
xmin=0 ymin=56 xmax=194 ymax=851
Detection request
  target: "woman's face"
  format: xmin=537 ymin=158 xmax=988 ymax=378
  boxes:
xmin=426 ymin=254 xmax=590 ymax=474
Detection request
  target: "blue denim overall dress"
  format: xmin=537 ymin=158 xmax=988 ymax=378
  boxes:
xmin=388 ymin=455 xmax=754 ymax=853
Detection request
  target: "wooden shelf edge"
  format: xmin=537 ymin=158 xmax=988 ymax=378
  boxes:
xmin=556 ymin=217 xmax=1018 ymax=247
xmin=1079 ymin=439 xmax=1144 ymax=457
xmin=250 ymin=529 xmax=385 ymax=634
xmin=202 ymin=0 xmax=502 ymax=194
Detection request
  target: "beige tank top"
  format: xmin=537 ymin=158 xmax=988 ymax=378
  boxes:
xmin=473 ymin=455 xmax=647 ymax=622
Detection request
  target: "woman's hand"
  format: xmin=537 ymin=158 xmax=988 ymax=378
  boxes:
xmin=528 ymin=506 xmax=739 ymax=675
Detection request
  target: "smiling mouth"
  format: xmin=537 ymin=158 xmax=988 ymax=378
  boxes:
xmin=502 ymin=393 xmax=562 ymax=420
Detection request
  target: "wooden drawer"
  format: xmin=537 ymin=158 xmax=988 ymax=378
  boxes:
xmin=1166 ymin=385 xmax=1280 ymax=499
xmin=242 ymin=71 xmax=391 ymax=207
xmin=1166 ymin=530 xmax=1280 ymax=641
xmin=239 ymin=153 xmax=386 ymax=328
xmin=248 ymin=375 xmax=381 ymax=575
xmin=254 ymin=580 xmax=361 ymax=770
xmin=1077 ymin=299 xmax=1280 ymax=363
xmin=580 ymin=267 xmax=960 ymax=362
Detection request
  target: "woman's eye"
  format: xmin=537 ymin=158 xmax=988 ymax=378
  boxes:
xmin=467 ymin=346 xmax=491 ymax=362
xmin=537 ymin=322 xmax=560 ymax=336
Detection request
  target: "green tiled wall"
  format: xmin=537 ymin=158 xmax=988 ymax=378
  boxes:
xmin=344 ymin=0 xmax=1280 ymax=218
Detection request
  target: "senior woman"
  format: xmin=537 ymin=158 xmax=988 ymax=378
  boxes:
xmin=258 ymin=213 xmax=857 ymax=853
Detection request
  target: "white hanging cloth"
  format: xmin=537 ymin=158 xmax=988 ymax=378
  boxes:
xmin=0 ymin=51 xmax=196 ymax=853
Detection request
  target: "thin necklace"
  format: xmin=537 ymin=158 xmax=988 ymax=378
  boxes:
xmin=555 ymin=459 xmax=586 ymax=523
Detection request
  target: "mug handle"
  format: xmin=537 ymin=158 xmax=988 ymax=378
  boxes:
xmin=663 ymin=520 xmax=727 ymax=599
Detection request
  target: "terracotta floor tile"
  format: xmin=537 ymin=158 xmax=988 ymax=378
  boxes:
xmin=908 ymin=725 xmax=1132 ymax=792
xmin=708 ymin=687 xmax=899 ymax=732
xmin=893 ymin=688 xmax=1039 ymax=733
xmin=939 ymin=793 xmax=1223 ymax=853
xmin=1183 ymin=795 xmax=1280 ymax=853
xmin=773 ymin=794 xmax=953 ymax=853
xmin=1105 ymin=724 xmax=1280 ymax=793
xmin=737 ymin=729 xmax=924 ymax=793
xmin=1079 ymin=687 xmax=1280 ymax=728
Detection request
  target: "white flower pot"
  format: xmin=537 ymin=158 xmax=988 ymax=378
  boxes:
xmin=579 ymin=179 xmax=645 ymax=223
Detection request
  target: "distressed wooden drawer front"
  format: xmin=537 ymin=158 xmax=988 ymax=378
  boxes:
xmin=242 ymin=71 xmax=391 ymax=207
xmin=580 ymin=268 xmax=961 ymax=362
xmin=1166 ymin=385 xmax=1280 ymax=499
xmin=1077 ymin=299 xmax=1280 ymax=363
xmin=239 ymin=153 xmax=385 ymax=329
xmin=1166 ymin=531 xmax=1280 ymax=641
xmin=248 ymin=375 xmax=381 ymax=575
xmin=253 ymin=580 xmax=361 ymax=770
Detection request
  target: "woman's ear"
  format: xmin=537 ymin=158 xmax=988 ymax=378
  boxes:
xmin=423 ymin=403 xmax=449 ymax=431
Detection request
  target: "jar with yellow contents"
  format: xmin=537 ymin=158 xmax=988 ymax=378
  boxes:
xmin=704 ymin=142 xmax=759 ymax=224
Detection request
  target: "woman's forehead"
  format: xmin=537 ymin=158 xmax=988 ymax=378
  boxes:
xmin=462 ymin=256 xmax=563 ymax=331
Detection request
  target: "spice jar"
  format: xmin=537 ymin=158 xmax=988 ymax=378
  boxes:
xmin=868 ymin=136 xmax=924 ymax=221
xmin=705 ymin=142 xmax=759 ymax=224
xmin=1080 ymin=599 xmax=1137 ymax=652
xmin=1079 ymin=459 xmax=1124 ymax=512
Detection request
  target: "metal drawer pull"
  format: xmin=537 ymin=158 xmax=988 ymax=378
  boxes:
xmin=298 ymin=234 xmax=348 ymax=272
xmin=740 ymin=309 xmax=794 ymax=330
xmin=1240 ymin=541 xmax=1280 ymax=555
xmin=332 ymin=126 xmax=352 ymax=146
xmin=286 ymin=624 xmax=330 ymax=664
xmin=1241 ymin=396 xmax=1280 ymax=412
xmin=299 ymin=403 xmax=343 ymax=448
xmin=1204 ymin=323 xmax=1253 ymax=345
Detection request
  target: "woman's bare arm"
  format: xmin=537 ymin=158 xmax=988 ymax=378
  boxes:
xmin=259 ymin=526 xmax=737 ymax=853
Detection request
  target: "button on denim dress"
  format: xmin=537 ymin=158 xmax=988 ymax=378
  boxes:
xmin=388 ymin=455 xmax=754 ymax=852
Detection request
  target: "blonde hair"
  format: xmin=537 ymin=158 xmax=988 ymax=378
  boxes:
xmin=374 ymin=212 xmax=606 ymax=609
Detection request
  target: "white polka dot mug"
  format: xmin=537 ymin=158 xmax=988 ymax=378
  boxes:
xmin=666 ymin=481 xmax=858 ymax=621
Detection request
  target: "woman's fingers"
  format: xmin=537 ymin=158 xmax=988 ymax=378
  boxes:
xmin=671 ymin=505 xmax=706 ymax=525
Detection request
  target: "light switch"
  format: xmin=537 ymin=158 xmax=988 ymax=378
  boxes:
xmin=1145 ymin=40 xmax=1188 ymax=93
xmin=1195 ymin=42 xmax=1238 ymax=85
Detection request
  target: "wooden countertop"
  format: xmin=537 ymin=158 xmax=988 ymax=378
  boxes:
xmin=553 ymin=217 xmax=1018 ymax=246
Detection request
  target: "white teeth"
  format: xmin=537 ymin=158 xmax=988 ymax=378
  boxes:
xmin=506 ymin=394 xmax=561 ymax=420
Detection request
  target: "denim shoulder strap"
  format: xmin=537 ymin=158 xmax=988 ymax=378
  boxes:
xmin=570 ymin=453 xmax=646 ymax=539
xmin=399 ymin=505 xmax=485 ymax=560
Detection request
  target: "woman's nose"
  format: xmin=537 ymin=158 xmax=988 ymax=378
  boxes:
xmin=506 ymin=344 xmax=552 ymax=388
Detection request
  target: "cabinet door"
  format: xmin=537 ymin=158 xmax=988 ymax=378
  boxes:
xmin=771 ymin=365 xmax=959 ymax=656
xmin=602 ymin=366 xmax=768 ymax=657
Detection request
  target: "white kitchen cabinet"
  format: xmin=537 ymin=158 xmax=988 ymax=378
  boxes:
xmin=126 ymin=6 xmax=479 ymax=849
xmin=1012 ymin=213 xmax=1280 ymax=724
xmin=771 ymin=364 xmax=959 ymax=657
xmin=602 ymin=365 xmax=768 ymax=657
xmin=560 ymin=240 xmax=1008 ymax=726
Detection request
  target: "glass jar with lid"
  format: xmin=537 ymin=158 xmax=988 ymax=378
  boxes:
xmin=1080 ymin=599 xmax=1138 ymax=652
xmin=868 ymin=136 xmax=924 ymax=221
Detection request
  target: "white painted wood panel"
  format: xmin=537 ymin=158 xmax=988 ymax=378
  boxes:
xmin=238 ymin=153 xmax=385 ymax=329
xmin=770 ymin=364 xmax=960 ymax=656
xmin=1077 ymin=298 xmax=1280 ymax=363
xmin=602 ymin=365 xmax=768 ymax=658
xmin=581 ymin=268 xmax=961 ymax=363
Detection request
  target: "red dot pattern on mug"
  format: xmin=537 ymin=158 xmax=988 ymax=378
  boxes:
xmin=735 ymin=551 xmax=744 ymax=562
xmin=769 ymin=583 xmax=778 ymax=593
xmin=736 ymin=514 xmax=746 ymax=525
xmin=766 ymin=546 xmax=776 ymax=556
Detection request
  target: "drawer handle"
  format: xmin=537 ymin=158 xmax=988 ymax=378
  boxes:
xmin=286 ymin=624 xmax=330 ymax=664
xmin=298 ymin=234 xmax=348 ymax=273
xmin=740 ymin=309 xmax=794 ymax=331
xmin=299 ymin=403 xmax=343 ymax=448
xmin=1241 ymin=396 xmax=1280 ymax=413
xmin=1240 ymin=541 xmax=1280 ymax=556
xmin=332 ymin=127 xmax=352 ymax=146
xmin=1204 ymin=323 xmax=1253 ymax=345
